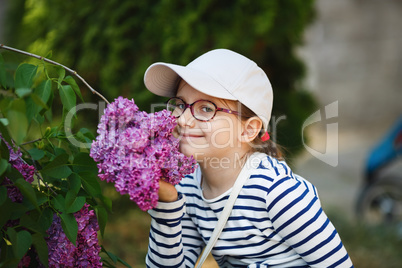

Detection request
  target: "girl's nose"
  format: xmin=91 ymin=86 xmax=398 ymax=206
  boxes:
xmin=177 ymin=107 xmax=195 ymax=128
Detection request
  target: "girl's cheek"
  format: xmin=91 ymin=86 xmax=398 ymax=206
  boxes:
xmin=172 ymin=126 xmax=180 ymax=139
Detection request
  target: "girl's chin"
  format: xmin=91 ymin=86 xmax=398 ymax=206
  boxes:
xmin=179 ymin=144 xmax=195 ymax=157
xmin=178 ymin=143 xmax=207 ymax=159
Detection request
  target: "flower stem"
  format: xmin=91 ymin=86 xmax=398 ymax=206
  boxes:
xmin=0 ymin=44 xmax=110 ymax=104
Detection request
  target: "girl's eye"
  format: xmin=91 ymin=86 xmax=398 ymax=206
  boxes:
xmin=201 ymin=106 xmax=214 ymax=113
xmin=177 ymin=104 xmax=185 ymax=110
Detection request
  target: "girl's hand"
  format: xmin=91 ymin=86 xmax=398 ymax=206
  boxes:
xmin=158 ymin=179 xmax=178 ymax=202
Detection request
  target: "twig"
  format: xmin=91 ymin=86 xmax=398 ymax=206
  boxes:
xmin=1 ymin=135 xmax=58 ymax=195
xmin=34 ymin=170 xmax=57 ymax=196
xmin=20 ymin=138 xmax=42 ymax=146
xmin=0 ymin=44 xmax=110 ymax=104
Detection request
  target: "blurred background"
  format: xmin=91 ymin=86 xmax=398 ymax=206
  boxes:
xmin=1 ymin=0 xmax=401 ymax=267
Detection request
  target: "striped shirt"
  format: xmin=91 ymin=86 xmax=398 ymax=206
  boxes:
xmin=146 ymin=154 xmax=353 ymax=267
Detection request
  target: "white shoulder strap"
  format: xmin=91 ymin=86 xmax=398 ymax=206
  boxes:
xmin=196 ymin=153 xmax=266 ymax=267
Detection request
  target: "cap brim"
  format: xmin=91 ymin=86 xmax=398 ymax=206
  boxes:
xmin=144 ymin=63 xmax=237 ymax=100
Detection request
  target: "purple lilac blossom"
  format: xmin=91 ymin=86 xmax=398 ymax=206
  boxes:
xmin=0 ymin=135 xmax=102 ymax=267
xmin=90 ymin=96 xmax=196 ymax=210
xmin=46 ymin=204 xmax=102 ymax=267
xmin=0 ymin=134 xmax=35 ymax=202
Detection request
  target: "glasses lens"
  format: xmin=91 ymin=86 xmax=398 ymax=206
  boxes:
xmin=193 ymin=100 xmax=216 ymax=121
xmin=167 ymin=98 xmax=185 ymax=118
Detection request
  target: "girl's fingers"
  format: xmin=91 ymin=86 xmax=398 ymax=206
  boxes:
xmin=158 ymin=180 xmax=178 ymax=202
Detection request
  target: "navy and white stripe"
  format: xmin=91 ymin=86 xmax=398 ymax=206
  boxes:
xmin=146 ymin=154 xmax=353 ymax=267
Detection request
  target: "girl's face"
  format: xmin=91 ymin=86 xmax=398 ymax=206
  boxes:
xmin=174 ymin=80 xmax=243 ymax=162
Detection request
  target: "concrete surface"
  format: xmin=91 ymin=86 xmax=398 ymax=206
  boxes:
xmin=295 ymin=0 xmax=402 ymax=221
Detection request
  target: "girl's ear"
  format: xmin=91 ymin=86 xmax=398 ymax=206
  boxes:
xmin=240 ymin=116 xmax=263 ymax=143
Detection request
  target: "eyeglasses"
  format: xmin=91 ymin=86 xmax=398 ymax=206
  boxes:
xmin=166 ymin=97 xmax=240 ymax=122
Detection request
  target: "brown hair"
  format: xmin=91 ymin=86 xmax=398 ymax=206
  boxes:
xmin=236 ymin=103 xmax=284 ymax=160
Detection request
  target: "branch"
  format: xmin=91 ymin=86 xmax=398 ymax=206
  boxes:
xmin=0 ymin=44 xmax=110 ymax=104
xmin=20 ymin=138 xmax=43 ymax=146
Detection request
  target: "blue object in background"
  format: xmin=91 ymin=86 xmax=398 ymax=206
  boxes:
xmin=366 ymin=116 xmax=402 ymax=178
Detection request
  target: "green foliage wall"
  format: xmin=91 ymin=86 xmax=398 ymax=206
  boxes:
xmin=5 ymin=0 xmax=317 ymax=159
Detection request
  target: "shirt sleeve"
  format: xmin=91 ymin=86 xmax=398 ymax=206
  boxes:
xmin=146 ymin=193 xmax=204 ymax=267
xmin=266 ymin=176 xmax=354 ymax=268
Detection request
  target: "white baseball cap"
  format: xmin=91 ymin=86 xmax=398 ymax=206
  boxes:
xmin=144 ymin=49 xmax=273 ymax=131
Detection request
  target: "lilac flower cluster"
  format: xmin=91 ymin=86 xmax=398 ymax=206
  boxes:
xmin=46 ymin=204 xmax=102 ymax=267
xmin=0 ymin=135 xmax=102 ymax=267
xmin=90 ymin=96 xmax=196 ymax=210
xmin=0 ymin=134 xmax=35 ymax=202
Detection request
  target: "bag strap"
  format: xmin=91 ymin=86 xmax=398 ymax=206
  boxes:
xmin=196 ymin=153 xmax=266 ymax=268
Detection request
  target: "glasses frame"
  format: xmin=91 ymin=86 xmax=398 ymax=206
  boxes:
xmin=166 ymin=97 xmax=240 ymax=122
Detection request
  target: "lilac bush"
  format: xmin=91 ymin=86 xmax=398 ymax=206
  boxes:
xmin=90 ymin=96 xmax=196 ymax=210
xmin=46 ymin=204 xmax=102 ymax=267
xmin=0 ymin=135 xmax=35 ymax=202
xmin=0 ymin=135 xmax=102 ymax=267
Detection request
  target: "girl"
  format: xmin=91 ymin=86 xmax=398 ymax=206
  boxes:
xmin=143 ymin=49 xmax=353 ymax=267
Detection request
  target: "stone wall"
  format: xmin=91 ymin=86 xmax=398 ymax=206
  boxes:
xmin=298 ymin=0 xmax=402 ymax=130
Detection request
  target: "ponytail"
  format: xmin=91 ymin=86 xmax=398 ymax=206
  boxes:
xmin=251 ymin=133 xmax=284 ymax=160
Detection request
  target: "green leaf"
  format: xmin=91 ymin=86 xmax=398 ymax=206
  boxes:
xmin=72 ymin=152 xmax=97 ymax=173
xmin=0 ymin=54 xmax=6 ymax=89
xmin=64 ymin=75 xmax=84 ymax=102
xmin=101 ymin=259 xmax=114 ymax=268
xmin=101 ymin=246 xmax=132 ymax=268
xmin=77 ymin=171 xmax=102 ymax=198
xmin=38 ymin=207 xmax=54 ymax=232
xmin=15 ymin=88 xmax=32 ymax=98
xmin=19 ymin=208 xmax=52 ymax=235
xmin=7 ymin=99 xmax=28 ymax=145
xmin=7 ymin=228 xmax=32 ymax=259
xmin=44 ymin=50 xmax=53 ymax=59
xmin=28 ymin=148 xmax=45 ymax=160
xmin=101 ymin=246 xmax=118 ymax=264
xmin=95 ymin=205 xmax=108 ymax=237
xmin=6 ymin=199 xmax=29 ymax=220
xmin=99 ymin=195 xmax=113 ymax=213
xmin=60 ymin=213 xmax=78 ymax=246
xmin=4 ymin=165 xmax=24 ymax=181
xmin=59 ymin=84 xmax=76 ymax=113
xmin=79 ymin=127 xmax=95 ymax=140
xmin=52 ymin=194 xmax=66 ymax=212
xmin=32 ymin=233 xmax=49 ymax=268
xmin=26 ymin=80 xmax=52 ymax=122
xmin=41 ymin=153 xmax=72 ymax=178
xmin=0 ymin=200 xmax=12 ymax=229
xmin=57 ymin=66 xmax=66 ymax=85
xmin=0 ymin=158 xmax=9 ymax=176
xmin=44 ymin=108 xmax=53 ymax=122
xmin=54 ymin=146 xmax=67 ymax=156
xmin=26 ymin=80 xmax=51 ymax=123
xmin=15 ymin=63 xmax=38 ymax=89
xmin=64 ymin=189 xmax=77 ymax=208
xmin=66 ymin=195 xmax=86 ymax=214
xmin=14 ymin=178 xmax=39 ymax=210
xmin=0 ymin=120 xmax=12 ymax=144
xmin=0 ymin=117 xmax=9 ymax=126
xmin=68 ymin=173 xmax=82 ymax=194
xmin=0 ymin=186 xmax=7 ymax=206
xmin=117 ymin=256 xmax=132 ymax=268
xmin=34 ymin=79 xmax=52 ymax=109
xmin=25 ymin=96 xmax=35 ymax=124
xmin=31 ymin=93 xmax=49 ymax=112
xmin=20 ymin=214 xmax=45 ymax=234
xmin=0 ymin=134 xmax=10 ymax=161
